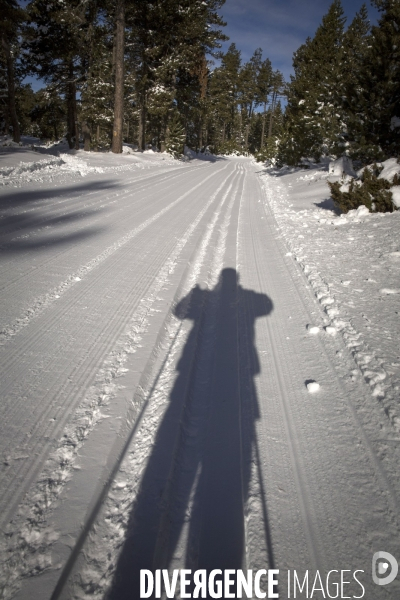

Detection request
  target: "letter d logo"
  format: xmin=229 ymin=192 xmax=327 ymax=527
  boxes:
xmin=372 ymin=551 xmax=398 ymax=586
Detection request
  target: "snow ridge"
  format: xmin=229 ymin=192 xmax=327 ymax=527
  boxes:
xmin=0 ymin=166 xmax=235 ymax=600
xmin=71 ymin=169 xmax=241 ymax=599
xmin=0 ymin=164 xmax=229 ymax=346
xmin=260 ymin=171 xmax=400 ymax=432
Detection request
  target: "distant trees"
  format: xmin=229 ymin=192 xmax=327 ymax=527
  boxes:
xmin=23 ymin=0 xmax=95 ymax=149
xmin=1 ymin=0 xmax=25 ymax=142
xmin=208 ymin=44 xmax=284 ymax=155
xmin=4 ymin=0 xmax=396 ymax=166
xmin=278 ymin=0 xmax=400 ymax=165
xmin=1 ymin=0 xmax=284 ymax=156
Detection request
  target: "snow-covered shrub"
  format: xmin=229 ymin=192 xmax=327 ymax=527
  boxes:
xmin=328 ymin=164 xmax=397 ymax=213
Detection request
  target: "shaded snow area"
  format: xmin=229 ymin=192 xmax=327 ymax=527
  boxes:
xmin=259 ymin=163 xmax=400 ymax=429
xmin=1 ymin=154 xmax=400 ymax=600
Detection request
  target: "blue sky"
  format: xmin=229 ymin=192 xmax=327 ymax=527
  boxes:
xmin=216 ymin=0 xmax=380 ymax=80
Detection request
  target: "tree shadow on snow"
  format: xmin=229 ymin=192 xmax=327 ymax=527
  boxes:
xmin=0 ymin=179 xmax=118 ymax=211
xmin=0 ymin=180 xmax=119 ymax=254
xmin=314 ymin=197 xmax=341 ymax=214
xmin=107 ymin=268 xmax=274 ymax=599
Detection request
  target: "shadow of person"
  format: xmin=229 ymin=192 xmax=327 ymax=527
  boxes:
xmin=107 ymin=268 xmax=273 ymax=599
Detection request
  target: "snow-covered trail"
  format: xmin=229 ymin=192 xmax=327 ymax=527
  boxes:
xmin=1 ymin=158 xmax=400 ymax=599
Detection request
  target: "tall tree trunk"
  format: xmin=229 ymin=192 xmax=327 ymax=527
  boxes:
xmin=82 ymin=121 xmax=91 ymax=151
xmin=221 ymin=121 xmax=225 ymax=144
xmin=138 ymin=113 xmax=143 ymax=150
xmin=245 ymin=123 xmax=249 ymax=150
xmin=138 ymin=104 xmax=146 ymax=151
xmin=160 ymin=115 xmax=167 ymax=152
xmin=141 ymin=105 xmax=146 ymax=150
xmin=268 ymin=91 xmax=277 ymax=138
xmin=261 ymin=103 xmax=266 ymax=148
xmin=111 ymin=0 xmax=125 ymax=154
xmin=93 ymin=124 xmax=100 ymax=151
xmin=66 ymin=63 xmax=79 ymax=150
xmin=2 ymin=35 xmax=20 ymax=143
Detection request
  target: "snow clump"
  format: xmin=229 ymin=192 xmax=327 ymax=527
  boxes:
xmin=306 ymin=381 xmax=320 ymax=393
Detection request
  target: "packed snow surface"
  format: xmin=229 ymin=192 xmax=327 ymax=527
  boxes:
xmin=0 ymin=149 xmax=400 ymax=600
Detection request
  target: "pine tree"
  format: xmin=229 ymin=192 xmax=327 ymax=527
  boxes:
xmin=29 ymin=86 xmax=65 ymax=140
xmin=23 ymin=0 xmax=97 ymax=149
xmin=111 ymin=0 xmax=125 ymax=153
xmin=79 ymin=19 xmax=114 ymax=151
xmin=0 ymin=0 xmax=25 ymax=142
xmin=166 ymin=111 xmax=185 ymax=157
xmin=209 ymin=43 xmax=241 ymax=152
xmin=279 ymin=0 xmax=346 ymax=164
xmin=351 ymin=0 xmax=400 ymax=160
xmin=340 ymin=5 xmax=375 ymax=161
xmin=125 ymin=0 xmax=226 ymax=152
xmin=239 ymin=49 xmax=262 ymax=149
xmin=256 ymin=57 xmax=273 ymax=149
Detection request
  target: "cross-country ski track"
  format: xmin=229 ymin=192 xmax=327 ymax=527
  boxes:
xmin=1 ymin=157 xmax=400 ymax=600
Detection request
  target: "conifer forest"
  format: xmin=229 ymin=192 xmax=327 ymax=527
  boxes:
xmin=1 ymin=0 xmax=398 ymax=165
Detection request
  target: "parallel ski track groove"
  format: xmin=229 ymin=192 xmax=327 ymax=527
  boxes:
xmin=0 ymin=163 xmax=230 ymax=344
xmin=260 ymin=172 xmax=400 ymax=520
xmin=147 ymin=168 xmax=244 ymax=572
xmin=0 ymin=163 xmax=213 ymax=289
xmin=45 ymin=167 xmax=242 ymax=600
xmin=0 ymin=162 xmax=208 ymax=241
xmin=0 ymin=164 xmax=236 ymax=533
xmin=243 ymin=166 xmax=323 ymax=571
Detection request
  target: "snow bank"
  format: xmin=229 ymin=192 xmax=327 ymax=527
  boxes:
xmin=0 ymin=153 xmax=105 ymax=185
xmin=328 ymin=156 xmax=356 ymax=177
xmin=0 ymin=146 xmax=184 ymax=187
xmin=378 ymin=157 xmax=400 ymax=183
xmin=0 ymin=156 xmax=65 ymax=179
xmin=260 ymin=163 xmax=400 ymax=431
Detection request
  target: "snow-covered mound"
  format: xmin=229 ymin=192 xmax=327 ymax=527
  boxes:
xmin=0 ymin=146 xmax=186 ymax=187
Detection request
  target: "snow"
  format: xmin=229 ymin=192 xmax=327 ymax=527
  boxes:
xmin=306 ymin=381 xmax=320 ymax=393
xmin=328 ymin=156 xmax=356 ymax=177
xmin=378 ymin=157 xmax=400 ymax=182
xmin=1 ymin=150 xmax=400 ymax=600
xmin=392 ymin=186 xmax=400 ymax=207
xmin=0 ymin=145 xmax=185 ymax=189
xmin=259 ymin=160 xmax=400 ymax=421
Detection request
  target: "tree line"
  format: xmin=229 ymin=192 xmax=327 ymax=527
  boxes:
xmin=278 ymin=0 xmax=400 ymax=166
xmin=0 ymin=0 xmax=284 ymax=156
xmin=1 ymin=0 xmax=398 ymax=164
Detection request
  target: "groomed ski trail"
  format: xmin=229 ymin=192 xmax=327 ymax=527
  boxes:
xmin=0 ymin=159 xmax=399 ymax=600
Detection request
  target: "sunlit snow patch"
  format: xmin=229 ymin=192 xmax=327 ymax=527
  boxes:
xmin=379 ymin=288 xmax=400 ymax=295
xmin=324 ymin=326 xmax=337 ymax=336
xmin=306 ymin=380 xmax=320 ymax=393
